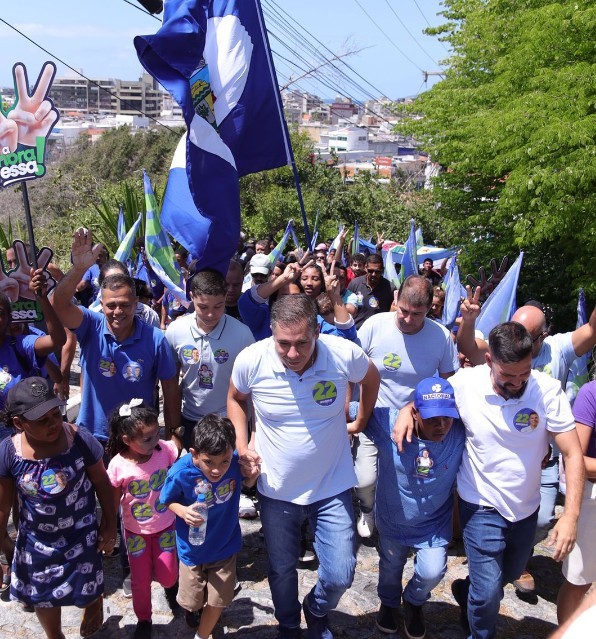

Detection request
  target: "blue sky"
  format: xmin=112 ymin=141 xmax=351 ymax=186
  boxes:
xmin=0 ymin=0 xmax=448 ymax=100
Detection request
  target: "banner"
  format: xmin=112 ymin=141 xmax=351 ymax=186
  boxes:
xmin=0 ymin=63 xmax=59 ymax=190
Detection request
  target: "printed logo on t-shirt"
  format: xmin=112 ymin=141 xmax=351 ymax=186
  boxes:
xmin=198 ymin=364 xmax=214 ymax=389
xmin=213 ymin=478 xmax=237 ymax=504
xmin=0 ymin=366 xmax=12 ymax=390
xmin=154 ymin=499 xmax=168 ymax=514
xmin=312 ymin=381 xmax=337 ymax=406
xmin=414 ymin=448 xmax=434 ymax=478
xmin=534 ymin=364 xmax=553 ymax=378
xmin=214 ymin=348 xmax=229 ymax=364
xmin=131 ymin=502 xmax=153 ymax=522
xmin=181 ymin=345 xmax=200 ymax=365
xmin=127 ymin=534 xmax=147 ymax=558
xmin=513 ymin=408 xmax=540 ymax=433
xmin=149 ymin=468 xmax=167 ymax=491
xmin=41 ymin=467 xmax=70 ymax=495
xmin=123 ymin=361 xmax=143 ymax=382
xmin=194 ymin=478 xmax=212 ymax=499
xmin=128 ymin=479 xmax=151 ymax=499
xmin=158 ymin=529 xmax=176 ymax=552
xmin=383 ymin=353 xmax=402 ymax=371
xmin=368 ymin=296 xmax=379 ymax=308
xmin=99 ymin=358 xmax=116 ymax=377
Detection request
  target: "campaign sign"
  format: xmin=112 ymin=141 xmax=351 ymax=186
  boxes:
xmin=0 ymin=62 xmax=60 ymax=189
xmin=1 ymin=240 xmax=56 ymax=324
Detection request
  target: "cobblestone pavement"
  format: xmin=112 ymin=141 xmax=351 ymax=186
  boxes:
xmin=0 ymin=513 xmax=563 ymax=639
xmin=0 ymin=367 xmax=564 ymax=638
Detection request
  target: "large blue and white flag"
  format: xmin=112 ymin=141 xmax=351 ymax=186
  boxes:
xmin=135 ymin=0 xmax=291 ymax=274
xmin=566 ymin=288 xmax=590 ymax=405
xmin=476 ymin=252 xmax=524 ymax=338
xmin=384 ymin=245 xmax=401 ymax=289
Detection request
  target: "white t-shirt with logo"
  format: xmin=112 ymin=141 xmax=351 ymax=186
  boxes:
xmin=358 ymin=312 xmax=458 ymax=408
xmin=232 ymin=334 xmax=370 ymax=504
xmin=452 ymin=364 xmax=575 ymax=522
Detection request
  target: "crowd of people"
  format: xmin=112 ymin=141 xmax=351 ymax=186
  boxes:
xmin=0 ymin=227 xmax=594 ymax=639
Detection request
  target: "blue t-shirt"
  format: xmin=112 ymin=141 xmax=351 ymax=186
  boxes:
xmin=74 ymin=308 xmax=177 ymax=440
xmin=82 ymin=264 xmax=101 ymax=302
xmin=160 ymin=452 xmax=242 ymax=566
xmin=359 ymin=404 xmax=465 ymax=547
xmin=0 ymin=334 xmax=41 ymax=416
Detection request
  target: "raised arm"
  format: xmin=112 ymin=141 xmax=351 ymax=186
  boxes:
xmin=456 ymin=285 xmax=487 ymax=366
xmin=52 ymin=229 xmax=102 ymax=330
xmin=571 ymin=305 xmax=596 ymax=357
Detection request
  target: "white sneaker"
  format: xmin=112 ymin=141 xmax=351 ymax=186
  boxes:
xmin=357 ymin=510 xmax=375 ymax=538
xmin=238 ymin=493 xmax=258 ymax=519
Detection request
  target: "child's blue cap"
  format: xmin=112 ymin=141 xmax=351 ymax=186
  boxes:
xmin=414 ymin=377 xmax=459 ymax=420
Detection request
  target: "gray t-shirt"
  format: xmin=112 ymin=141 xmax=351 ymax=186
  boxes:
xmin=358 ymin=312 xmax=458 ymax=408
xmin=166 ymin=313 xmax=254 ymax=419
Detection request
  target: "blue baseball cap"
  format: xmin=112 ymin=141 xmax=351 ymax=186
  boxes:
xmin=414 ymin=377 xmax=459 ymax=419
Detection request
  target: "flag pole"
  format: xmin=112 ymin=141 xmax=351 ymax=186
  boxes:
xmin=21 ymin=182 xmax=38 ymax=269
xmin=253 ymin=0 xmax=312 ymax=249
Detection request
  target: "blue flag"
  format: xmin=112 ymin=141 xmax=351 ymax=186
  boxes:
xmin=269 ymin=221 xmax=293 ymax=264
xmin=398 ymin=220 xmax=418 ymax=285
xmin=135 ymin=0 xmax=291 ymax=274
xmin=114 ymin=213 xmax=142 ymax=264
xmin=476 ymin=252 xmax=524 ymax=338
xmin=566 ymin=288 xmax=589 ymax=405
xmin=117 ymin=206 xmax=126 ymax=244
xmin=441 ymin=256 xmax=463 ymax=329
xmin=383 ymin=246 xmax=401 ymax=289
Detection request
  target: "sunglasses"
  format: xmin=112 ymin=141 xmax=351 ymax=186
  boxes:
xmin=367 ymin=269 xmax=383 ymax=275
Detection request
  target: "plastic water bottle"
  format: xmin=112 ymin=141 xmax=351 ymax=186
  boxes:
xmin=188 ymin=494 xmax=208 ymax=545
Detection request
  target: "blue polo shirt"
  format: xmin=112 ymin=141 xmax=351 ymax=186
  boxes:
xmin=74 ymin=308 xmax=177 ymax=440
xmin=82 ymin=264 xmax=101 ymax=302
xmin=0 ymin=335 xmax=41 ymax=415
xmin=353 ymin=403 xmax=465 ymax=548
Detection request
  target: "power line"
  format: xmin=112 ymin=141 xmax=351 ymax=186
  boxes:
xmin=264 ymin=0 xmax=388 ymax=99
xmin=352 ymin=0 xmax=423 ymax=71
xmin=0 ymin=17 xmax=179 ymax=135
xmin=383 ymin=0 xmax=439 ymax=67
xmin=411 ymin=0 xmax=450 ymax=54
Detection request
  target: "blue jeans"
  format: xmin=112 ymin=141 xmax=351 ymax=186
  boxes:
xmin=378 ymin=535 xmax=447 ymax=608
xmin=259 ymin=489 xmax=356 ymax=629
xmin=459 ymin=498 xmax=538 ymax=639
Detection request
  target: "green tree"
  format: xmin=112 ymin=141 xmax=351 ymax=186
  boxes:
xmin=399 ymin=0 xmax=596 ymax=325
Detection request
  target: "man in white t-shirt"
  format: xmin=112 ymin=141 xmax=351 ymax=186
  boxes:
xmin=354 ymin=275 xmax=457 ymax=537
xmin=228 ymin=294 xmax=379 ymax=639
xmin=457 ymin=292 xmax=596 ymax=593
xmin=445 ymin=322 xmax=585 ymax=639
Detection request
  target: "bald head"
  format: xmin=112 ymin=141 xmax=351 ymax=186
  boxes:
xmin=511 ymin=305 xmax=547 ymax=356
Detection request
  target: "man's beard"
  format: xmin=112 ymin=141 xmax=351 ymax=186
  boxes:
xmin=494 ymin=379 xmax=528 ymax=400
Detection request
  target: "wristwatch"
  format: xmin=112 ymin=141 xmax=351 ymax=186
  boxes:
xmin=170 ymin=425 xmax=185 ymax=437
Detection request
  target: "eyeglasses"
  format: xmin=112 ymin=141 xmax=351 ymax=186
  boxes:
xmin=367 ymin=269 xmax=383 ymax=275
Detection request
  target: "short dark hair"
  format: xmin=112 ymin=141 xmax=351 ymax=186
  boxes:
xmin=298 ymin=264 xmax=326 ymax=293
xmin=488 ymin=321 xmax=533 ymax=363
xmin=192 ymin=414 xmax=236 ymax=455
xmin=98 ymin=259 xmax=127 ymax=286
xmin=190 ymin=269 xmax=227 ymax=297
xmin=351 ymin=253 xmax=365 ymax=264
xmin=366 ymin=253 xmax=383 ymax=267
xmin=101 ymin=273 xmax=136 ymax=295
xmin=255 ymin=239 xmax=268 ymax=250
xmin=270 ymin=293 xmax=318 ymax=335
xmin=398 ymin=275 xmax=433 ymax=308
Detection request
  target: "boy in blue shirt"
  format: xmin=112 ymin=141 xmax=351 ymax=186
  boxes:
xmin=351 ymin=377 xmax=464 ymax=639
xmin=161 ymin=414 xmax=258 ymax=639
